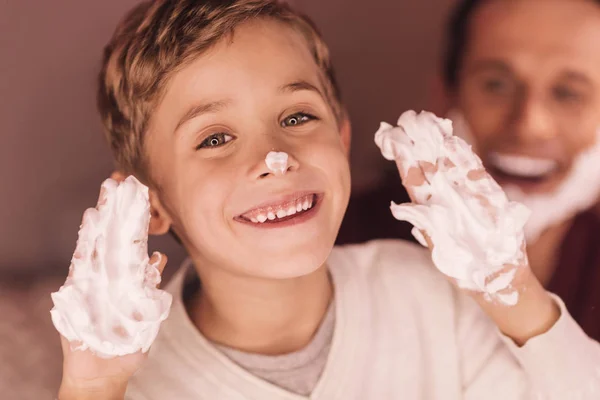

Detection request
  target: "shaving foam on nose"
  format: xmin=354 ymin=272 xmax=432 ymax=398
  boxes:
xmin=265 ymin=151 xmax=289 ymax=174
xmin=375 ymin=110 xmax=531 ymax=305
xmin=50 ymin=176 xmax=173 ymax=358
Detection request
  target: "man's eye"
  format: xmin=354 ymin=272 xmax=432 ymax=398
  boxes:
xmin=553 ymin=86 xmax=582 ymax=103
xmin=281 ymin=112 xmax=316 ymax=127
xmin=482 ymin=78 xmax=512 ymax=95
xmin=196 ymin=133 xmax=233 ymax=149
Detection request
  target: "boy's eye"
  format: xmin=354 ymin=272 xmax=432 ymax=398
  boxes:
xmin=196 ymin=133 xmax=233 ymax=149
xmin=281 ymin=112 xmax=316 ymax=127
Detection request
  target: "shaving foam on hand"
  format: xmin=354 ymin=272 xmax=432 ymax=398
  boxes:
xmin=50 ymin=176 xmax=173 ymax=358
xmin=375 ymin=110 xmax=531 ymax=305
xmin=265 ymin=151 xmax=289 ymax=174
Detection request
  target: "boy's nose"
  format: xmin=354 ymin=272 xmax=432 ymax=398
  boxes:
xmin=265 ymin=151 xmax=290 ymax=176
xmin=254 ymin=150 xmax=299 ymax=179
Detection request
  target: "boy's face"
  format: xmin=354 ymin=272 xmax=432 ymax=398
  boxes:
xmin=145 ymin=20 xmax=351 ymax=279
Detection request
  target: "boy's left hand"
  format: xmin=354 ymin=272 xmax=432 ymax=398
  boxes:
xmin=393 ymin=157 xmax=560 ymax=346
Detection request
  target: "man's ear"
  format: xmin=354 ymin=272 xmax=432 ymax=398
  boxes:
xmin=339 ymin=114 xmax=352 ymax=157
xmin=110 ymin=171 xmax=172 ymax=236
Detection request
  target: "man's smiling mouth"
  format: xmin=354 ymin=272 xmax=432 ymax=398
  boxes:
xmin=488 ymin=152 xmax=559 ymax=180
xmin=236 ymin=193 xmax=320 ymax=224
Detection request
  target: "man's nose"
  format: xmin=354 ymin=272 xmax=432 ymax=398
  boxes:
xmin=510 ymin=91 xmax=558 ymax=143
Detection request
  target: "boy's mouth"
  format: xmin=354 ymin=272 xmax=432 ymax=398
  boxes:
xmin=236 ymin=193 xmax=321 ymax=225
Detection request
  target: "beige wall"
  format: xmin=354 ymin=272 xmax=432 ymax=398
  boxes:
xmin=1 ymin=0 xmax=454 ymax=274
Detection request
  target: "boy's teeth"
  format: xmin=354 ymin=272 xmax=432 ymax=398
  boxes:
xmin=244 ymin=194 xmax=316 ymax=224
xmin=489 ymin=153 xmax=557 ymax=178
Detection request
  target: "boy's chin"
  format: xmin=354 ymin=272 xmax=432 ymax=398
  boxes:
xmin=246 ymin=244 xmax=332 ymax=280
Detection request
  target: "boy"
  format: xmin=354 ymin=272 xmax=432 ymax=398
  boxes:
xmin=58 ymin=0 xmax=600 ymax=399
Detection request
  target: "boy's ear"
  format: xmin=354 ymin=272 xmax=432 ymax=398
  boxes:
xmin=110 ymin=171 xmax=172 ymax=236
xmin=339 ymin=115 xmax=352 ymax=156
xmin=147 ymin=190 xmax=172 ymax=236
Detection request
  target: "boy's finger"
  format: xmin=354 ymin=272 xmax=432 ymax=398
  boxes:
xmin=144 ymin=252 xmax=168 ymax=288
xmin=395 ymin=161 xmax=433 ymax=204
xmin=97 ymin=178 xmax=119 ymax=208
xmin=421 ymin=230 xmax=434 ymax=249
xmin=96 ymin=185 xmax=108 ymax=207
xmin=149 ymin=252 xmax=168 ymax=275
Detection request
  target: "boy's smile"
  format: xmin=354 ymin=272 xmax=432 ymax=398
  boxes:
xmin=143 ymin=19 xmax=351 ymax=279
xmin=235 ymin=192 xmax=323 ymax=227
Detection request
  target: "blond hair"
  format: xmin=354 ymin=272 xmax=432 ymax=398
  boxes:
xmin=97 ymin=0 xmax=342 ymax=184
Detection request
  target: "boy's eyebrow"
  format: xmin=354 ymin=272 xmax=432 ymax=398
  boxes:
xmin=175 ymin=81 xmax=321 ymax=132
xmin=279 ymin=80 xmax=324 ymax=98
xmin=175 ymin=100 xmax=230 ymax=132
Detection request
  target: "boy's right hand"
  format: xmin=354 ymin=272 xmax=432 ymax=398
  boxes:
xmin=58 ymin=253 xmax=167 ymax=400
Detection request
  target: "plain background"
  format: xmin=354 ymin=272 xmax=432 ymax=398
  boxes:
xmin=0 ymin=0 xmax=455 ymax=275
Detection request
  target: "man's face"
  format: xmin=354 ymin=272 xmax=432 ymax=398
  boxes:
xmin=456 ymin=0 xmax=600 ymax=195
xmin=145 ymin=20 xmax=351 ymax=279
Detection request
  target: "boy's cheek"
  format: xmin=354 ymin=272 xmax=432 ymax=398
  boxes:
xmin=319 ymin=143 xmax=352 ymax=173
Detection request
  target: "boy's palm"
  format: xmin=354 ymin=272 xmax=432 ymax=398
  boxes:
xmin=60 ymin=336 xmax=147 ymax=386
xmin=393 ymin=158 xmax=529 ymax=301
xmin=59 ymin=252 xmax=167 ymax=395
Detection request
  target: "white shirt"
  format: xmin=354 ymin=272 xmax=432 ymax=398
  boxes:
xmin=126 ymin=240 xmax=600 ymax=399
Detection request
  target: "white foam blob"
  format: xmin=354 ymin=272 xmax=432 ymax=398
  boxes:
xmin=375 ymin=110 xmax=530 ymax=305
xmin=265 ymin=151 xmax=289 ymax=175
xmin=50 ymin=176 xmax=173 ymax=358
xmin=503 ymin=134 xmax=600 ymax=242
